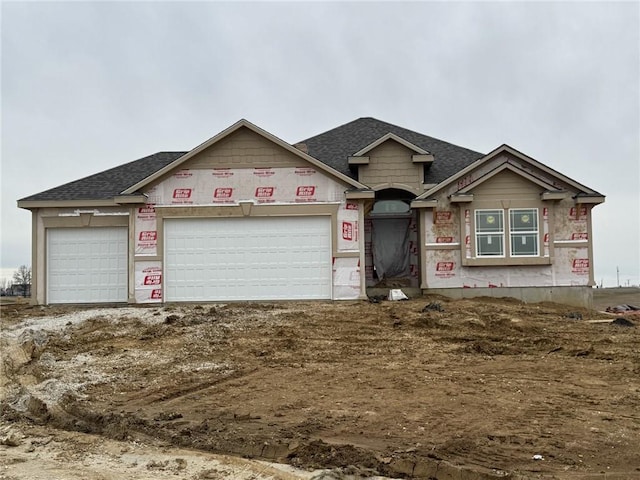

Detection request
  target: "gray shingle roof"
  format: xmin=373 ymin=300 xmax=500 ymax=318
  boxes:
xmin=19 ymin=152 xmax=186 ymax=202
xmin=299 ymin=117 xmax=485 ymax=184
xmin=20 ymin=118 xmax=485 ymax=204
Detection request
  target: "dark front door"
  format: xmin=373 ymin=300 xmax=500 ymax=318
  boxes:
xmin=365 ymin=197 xmax=419 ymax=287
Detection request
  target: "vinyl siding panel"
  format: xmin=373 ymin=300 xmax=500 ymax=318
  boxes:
xmin=357 ymin=141 xmax=422 ymax=193
xmin=472 ymin=170 xmax=543 ymax=204
xmin=186 ymin=127 xmax=306 ymax=169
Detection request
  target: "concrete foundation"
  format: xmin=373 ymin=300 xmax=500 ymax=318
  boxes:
xmin=367 ymin=287 xmax=423 ymax=299
xmin=421 ymin=286 xmax=593 ymax=308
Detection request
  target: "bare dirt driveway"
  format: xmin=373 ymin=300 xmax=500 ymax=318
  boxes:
xmin=1 ymin=289 xmax=639 ymax=479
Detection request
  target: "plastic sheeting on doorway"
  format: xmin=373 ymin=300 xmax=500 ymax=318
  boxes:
xmin=371 ymin=217 xmax=411 ymax=280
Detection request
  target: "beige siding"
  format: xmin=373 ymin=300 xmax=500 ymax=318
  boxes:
xmin=185 ymin=126 xmax=306 ymax=169
xmin=472 ymin=169 xmax=543 ymax=206
xmin=358 ymin=141 xmax=422 ymax=193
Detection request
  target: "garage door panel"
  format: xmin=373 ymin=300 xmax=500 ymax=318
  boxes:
xmin=47 ymin=228 xmax=127 ymax=303
xmin=165 ymin=217 xmax=332 ymax=301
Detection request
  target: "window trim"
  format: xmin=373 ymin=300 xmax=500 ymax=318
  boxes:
xmin=509 ymin=208 xmax=539 ymax=257
xmin=475 ymin=209 xmax=505 ymax=258
xmin=464 ymin=207 xmax=548 ymax=266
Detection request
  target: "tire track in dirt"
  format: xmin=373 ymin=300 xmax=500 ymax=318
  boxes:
xmin=3 ymin=296 xmax=640 ymax=478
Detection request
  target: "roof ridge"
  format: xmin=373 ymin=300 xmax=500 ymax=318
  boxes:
xmin=299 ymin=117 xmax=486 ymax=183
xmin=298 ymin=117 xmax=372 ymax=143
xmin=300 ymin=117 xmax=483 ymax=157
xmin=362 ymin=117 xmax=485 ymax=156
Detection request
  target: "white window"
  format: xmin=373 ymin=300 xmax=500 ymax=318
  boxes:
xmin=475 ymin=208 xmax=540 ymax=258
xmin=370 ymin=200 xmax=411 ymax=216
xmin=475 ymin=209 xmax=504 ymax=257
xmin=509 ymin=208 xmax=539 ymax=256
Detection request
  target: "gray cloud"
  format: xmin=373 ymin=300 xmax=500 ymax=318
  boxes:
xmin=2 ymin=1 xmax=638 ymax=286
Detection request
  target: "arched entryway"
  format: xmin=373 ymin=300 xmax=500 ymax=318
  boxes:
xmin=364 ymin=189 xmax=419 ymax=288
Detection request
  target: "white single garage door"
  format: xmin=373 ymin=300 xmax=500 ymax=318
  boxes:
xmin=164 ymin=216 xmax=332 ymax=301
xmin=47 ymin=227 xmax=128 ymax=303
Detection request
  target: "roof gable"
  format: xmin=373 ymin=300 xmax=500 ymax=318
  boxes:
xmin=417 ymin=144 xmax=604 ymax=201
xmin=457 ymin=162 xmax=561 ymax=194
xmin=299 ymin=117 xmax=485 ymax=183
xmin=123 ymin=119 xmax=368 ymax=195
xmin=19 ymin=121 xmax=602 ymax=210
xmin=352 ymin=132 xmax=430 ymax=156
xmin=18 ymin=119 xmax=373 ymax=208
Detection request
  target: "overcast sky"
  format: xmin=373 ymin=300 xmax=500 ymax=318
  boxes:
xmin=1 ymin=1 xmax=639 ymax=288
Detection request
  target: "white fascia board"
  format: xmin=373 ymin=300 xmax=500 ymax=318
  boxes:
xmin=498 ymin=145 xmax=604 ymax=195
xmin=114 ymin=194 xmax=147 ymax=204
xmin=412 ymin=154 xmax=434 ymax=163
xmin=450 ymin=193 xmax=474 ymax=203
xmin=17 ymin=199 xmax=120 ymax=210
xmin=416 ymin=143 xmax=603 ymax=201
xmin=458 ymin=162 xmax=560 ymax=193
xmin=575 ymin=195 xmax=605 ymax=204
xmin=410 ymin=199 xmax=438 ymax=209
xmin=348 ymin=156 xmax=370 ymax=165
xmin=345 ymin=190 xmax=375 ymax=199
xmin=541 ymin=191 xmax=570 ymax=201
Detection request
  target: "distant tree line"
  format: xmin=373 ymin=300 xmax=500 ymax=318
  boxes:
xmin=1 ymin=265 xmax=32 ymax=297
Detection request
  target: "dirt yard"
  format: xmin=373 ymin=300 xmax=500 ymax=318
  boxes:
xmin=1 ymin=289 xmax=639 ymax=479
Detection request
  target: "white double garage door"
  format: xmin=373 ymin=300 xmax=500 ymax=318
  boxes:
xmin=47 ymin=217 xmax=332 ymax=303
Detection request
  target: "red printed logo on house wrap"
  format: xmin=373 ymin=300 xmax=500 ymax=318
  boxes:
xmin=572 ymin=258 xmax=589 ymax=274
xmin=139 ymin=231 xmax=157 ymax=242
xmin=435 ymin=261 xmax=456 ymax=278
xmin=255 ymin=187 xmax=274 ymax=197
xmin=342 ymin=221 xmax=354 ymax=241
xmin=436 ymin=262 xmax=454 ymax=271
xmin=569 ymin=206 xmax=587 ymax=219
xmin=435 ymin=211 xmax=452 ymax=224
xmin=144 ymin=274 xmax=162 ymax=285
xmin=296 ymin=186 xmax=316 ymax=197
xmin=457 ymin=175 xmax=474 ymax=190
xmin=150 ymin=289 xmax=162 ymax=300
xmin=138 ymin=206 xmax=155 ymax=215
xmin=346 ymin=202 xmax=358 ymax=210
xmin=255 ymin=187 xmax=275 ymax=202
xmin=136 ymin=206 xmax=156 ymax=221
xmin=571 ymin=232 xmax=588 ymax=240
xmin=214 ymin=188 xmax=233 ymax=199
xmin=436 ymin=236 xmax=454 ymax=243
xmin=173 ymin=188 xmax=192 ymax=199
xmin=410 ymin=264 xmax=419 ymax=278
